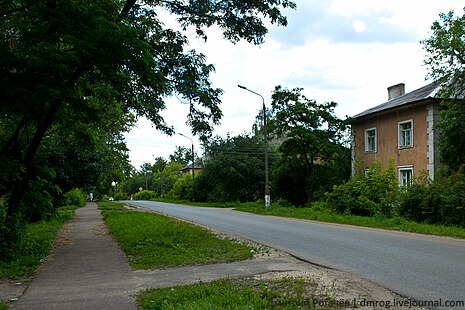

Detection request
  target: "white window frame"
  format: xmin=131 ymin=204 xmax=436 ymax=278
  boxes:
xmin=398 ymin=166 xmax=413 ymax=186
xmin=364 ymin=128 xmax=377 ymax=153
xmin=398 ymin=119 xmax=413 ymax=149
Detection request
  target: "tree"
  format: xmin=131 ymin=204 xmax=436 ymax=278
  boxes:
xmin=153 ymin=161 xmax=183 ymax=198
xmin=422 ymin=8 xmax=465 ymax=171
xmin=192 ymin=134 xmax=273 ymax=202
xmin=0 ymin=0 xmax=295 ymax=255
xmin=38 ymin=102 xmax=133 ymax=198
xmin=269 ymin=86 xmax=350 ymax=206
xmin=169 ymin=146 xmax=198 ymax=166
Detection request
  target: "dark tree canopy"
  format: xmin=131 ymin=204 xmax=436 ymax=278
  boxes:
xmin=269 ymin=86 xmax=350 ymax=206
xmin=0 ymin=0 xmax=295 ymax=255
xmin=192 ymin=134 xmax=272 ymax=202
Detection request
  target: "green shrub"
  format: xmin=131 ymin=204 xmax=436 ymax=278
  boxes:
xmin=63 ymin=188 xmax=87 ymax=207
xmin=113 ymin=191 xmax=128 ymax=201
xmin=326 ymin=161 xmax=399 ymax=217
xmin=167 ymin=174 xmax=193 ymax=200
xmin=272 ymin=198 xmax=294 ymax=208
xmin=133 ymin=190 xmax=156 ymax=200
xmin=399 ymin=166 xmax=465 ymax=227
xmin=311 ymin=200 xmax=329 ymax=212
xmin=21 ymin=167 xmax=61 ymax=222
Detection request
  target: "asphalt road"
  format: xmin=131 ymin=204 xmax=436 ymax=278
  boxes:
xmin=125 ymin=200 xmax=465 ymax=304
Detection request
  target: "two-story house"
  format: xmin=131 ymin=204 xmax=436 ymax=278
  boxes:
xmin=349 ymin=82 xmax=443 ymax=185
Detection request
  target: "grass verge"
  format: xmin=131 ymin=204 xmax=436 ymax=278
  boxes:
xmin=137 ymin=276 xmax=340 ymax=309
xmin=149 ymin=198 xmax=235 ymax=208
xmin=99 ymin=202 xmax=253 ymax=269
xmin=235 ymin=202 xmax=465 ymax=239
xmin=127 ymin=198 xmax=465 ymax=238
xmin=0 ymin=206 xmax=77 ymax=279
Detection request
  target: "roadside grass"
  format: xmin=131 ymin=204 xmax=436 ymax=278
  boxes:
xmin=127 ymin=198 xmax=465 ymax=238
xmin=98 ymin=202 xmax=253 ymax=269
xmin=0 ymin=301 xmax=7 ymax=310
xmin=138 ymin=276 xmax=339 ymax=310
xmin=0 ymin=206 xmax=77 ymax=279
xmin=235 ymin=202 xmax=465 ymax=239
xmin=148 ymin=198 xmax=234 ymax=208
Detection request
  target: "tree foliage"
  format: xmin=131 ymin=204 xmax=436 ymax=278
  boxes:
xmin=398 ymin=167 xmax=465 ymax=227
xmin=269 ymin=86 xmax=350 ymax=206
xmin=0 ymin=0 xmax=294 ymax=256
xmin=192 ymin=135 xmax=272 ymax=202
xmin=422 ymin=8 xmax=465 ymax=171
xmin=327 ymin=161 xmax=399 ymax=217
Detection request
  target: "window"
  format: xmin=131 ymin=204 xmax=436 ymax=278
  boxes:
xmin=398 ymin=120 xmax=413 ymax=148
xmin=398 ymin=166 xmax=413 ymax=186
xmin=364 ymin=128 xmax=376 ymax=152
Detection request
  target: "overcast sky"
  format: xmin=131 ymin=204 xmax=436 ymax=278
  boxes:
xmin=125 ymin=0 xmax=464 ymax=169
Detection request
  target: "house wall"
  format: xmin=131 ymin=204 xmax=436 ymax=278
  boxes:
xmin=352 ymin=103 xmax=432 ymax=178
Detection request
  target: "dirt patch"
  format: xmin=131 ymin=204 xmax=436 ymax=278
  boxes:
xmin=53 ymin=221 xmax=73 ymax=247
xmin=93 ymin=221 xmax=110 ymax=236
xmin=254 ymin=267 xmax=415 ymax=310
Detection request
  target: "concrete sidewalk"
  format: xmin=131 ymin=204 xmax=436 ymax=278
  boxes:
xmin=12 ymin=202 xmax=136 ymax=310
xmin=7 ymin=203 xmax=303 ymax=309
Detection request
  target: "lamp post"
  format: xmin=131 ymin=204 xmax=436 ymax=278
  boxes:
xmin=237 ymin=85 xmax=270 ymax=207
xmin=178 ymin=133 xmax=195 ymax=180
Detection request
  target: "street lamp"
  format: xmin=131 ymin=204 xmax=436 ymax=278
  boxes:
xmin=237 ymin=85 xmax=270 ymax=207
xmin=178 ymin=133 xmax=195 ymax=180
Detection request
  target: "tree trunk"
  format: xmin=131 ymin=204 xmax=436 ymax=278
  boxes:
xmin=6 ymin=102 xmax=60 ymax=218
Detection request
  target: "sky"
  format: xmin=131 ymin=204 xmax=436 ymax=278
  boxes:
xmin=125 ymin=0 xmax=464 ymax=169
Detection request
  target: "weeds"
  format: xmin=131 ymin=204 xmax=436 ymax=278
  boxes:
xmin=99 ymin=202 xmax=253 ymax=269
xmin=137 ymin=276 xmax=340 ymax=309
xmin=0 ymin=206 xmax=76 ymax=279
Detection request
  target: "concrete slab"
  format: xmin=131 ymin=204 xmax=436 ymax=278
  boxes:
xmin=11 ymin=203 xmax=136 ymax=310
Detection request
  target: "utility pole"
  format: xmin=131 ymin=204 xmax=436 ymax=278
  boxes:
xmin=178 ymin=133 xmax=195 ymax=180
xmin=238 ymin=85 xmax=270 ymax=207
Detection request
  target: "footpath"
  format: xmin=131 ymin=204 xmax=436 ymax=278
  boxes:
xmin=3 ymin=203 xmax=308 ymax=309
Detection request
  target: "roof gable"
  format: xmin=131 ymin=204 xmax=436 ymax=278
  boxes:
xmin=351 ymin=81 xmax=442 ymax=120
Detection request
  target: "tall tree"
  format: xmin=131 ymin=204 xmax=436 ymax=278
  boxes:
xmin=422 ymin=8 xmax=465 ymax=171
xmin=0 ymin=0 xmax=295 ymax=217
xmin=169 ymin=146 xmax=197 ymax=166
xmin=269 ymin=86 xmax=350 ymax=206
xmin=0 ymin=0 xmax=295 ymax=255
xmin=192 ymin=134 xmax=272 ymax=202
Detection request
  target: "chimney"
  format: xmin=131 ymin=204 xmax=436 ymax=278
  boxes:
xmin=388 ymin=83 xmax=405 ymax=100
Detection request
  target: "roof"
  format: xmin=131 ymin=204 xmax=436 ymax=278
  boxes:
xmin=351 ymin=81 xmax=442 ymax=121
xmin=180 ymin=163 xmax=203 ymax=171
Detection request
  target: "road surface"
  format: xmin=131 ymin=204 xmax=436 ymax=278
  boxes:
xmin=125 ymin=200 xmax=465 ymax=305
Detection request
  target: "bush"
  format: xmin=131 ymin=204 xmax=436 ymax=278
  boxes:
xmin=399 ymin=166 xmax=465 ymax=227
xmin=272 ymin=198 xmax=294 ymax=208
xmin=63 ymin=188 xmax=87 ymax=207
xmin=326 ymin=161 xmax=399 ymax=217
xmin=167 ymin=174 xmax=193 ymax=200
xmin=17 ymin=166 xmax=61 ymax=222
xmin=113 ymin=191 xmax=128 ymax=201
xmin=133 ymin=190 xmax=156 ymax=200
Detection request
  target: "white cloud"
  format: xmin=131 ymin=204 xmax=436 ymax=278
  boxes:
xmin=352 ymin=20 xmax=367 ymax=33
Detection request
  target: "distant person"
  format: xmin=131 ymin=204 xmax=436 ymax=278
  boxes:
xmin=89 ymin=192 xmax=93 ymax=202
